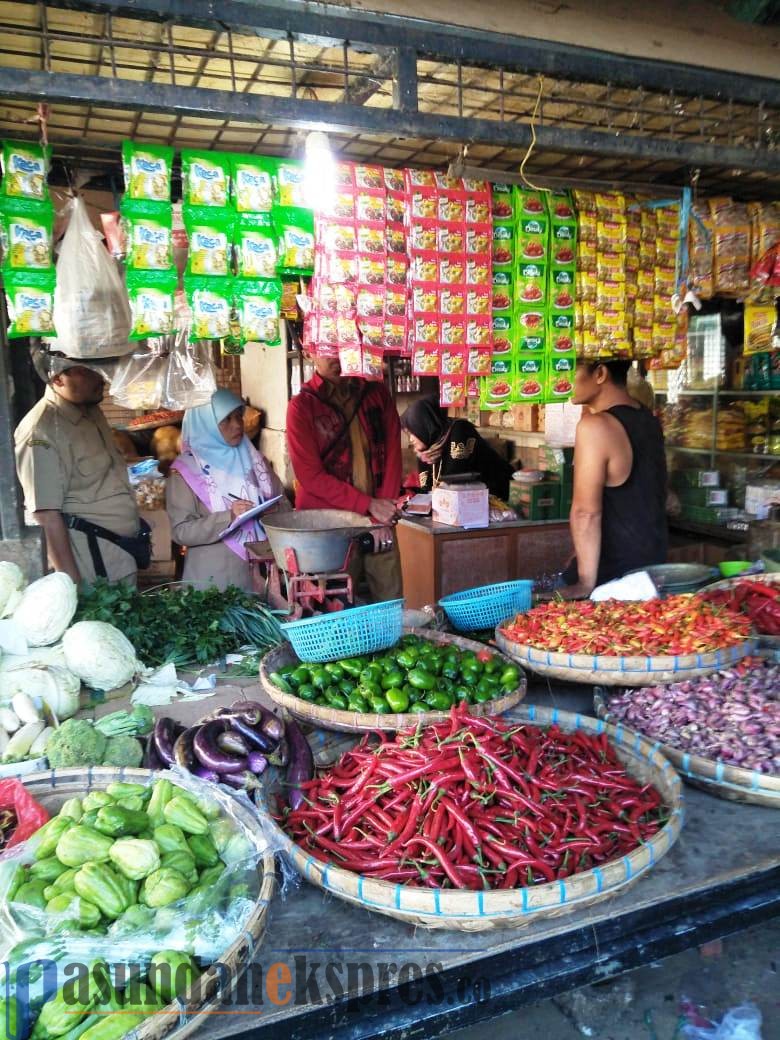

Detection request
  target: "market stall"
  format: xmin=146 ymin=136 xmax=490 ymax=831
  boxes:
xmin=0 ymin=2 xmax=779 ymax=1038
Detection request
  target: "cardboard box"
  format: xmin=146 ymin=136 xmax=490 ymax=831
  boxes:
xmin=139 ymin=508 xmax=173 ymax=562
xmin=432 ymin=482 xmax=489 ymax=528
xmin=506 ymin=404 xmax=540 ymax=432
xmin=510 ymin=480 xmax=561 ymax=520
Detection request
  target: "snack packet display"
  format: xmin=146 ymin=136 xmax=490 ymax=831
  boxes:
xmin=185 ymin=274 xmax=233 ymax=341
xmin=0 ymin=197 xmax=54 ymax=270
xmin=480 ymin=372 xmax=515 ymax=410
xmin=744 ymin=303 xmax=777 ymax=355
xmin=514 ymin=355 xmax=545 ymax=403
xmin=4 ymin=268 xmax=56 ymax=337
xmin=121 ymin=199 xmax=174 ymax=271
xmin=183 ymin=205 xmax=234 ymax=276
xmin=1 ymin=140 xmax=51 ymax=200
xmin=126 ymin=268 xmax=177 ymax=339
xmin=234 ymin=277 xmax=282 ymax=345
xmin=181 ymin=150 xmax=231 ymax=207
xmin=276 ymin=160 xmax=306 ymax=208
xmin=121 ymin=140 xmax=174 ymax=201
xmin=545 ymin=354 xmax=575 ymax=402
xmin=231 ymin=154 xmax=276 ymax=213
xmin=234 ymin=213 xmax=278 ymax=278
xmin=440 ymin=375 xmax=466 ymax=407
xmin=274 ymin=206 xmax=315 ymax=274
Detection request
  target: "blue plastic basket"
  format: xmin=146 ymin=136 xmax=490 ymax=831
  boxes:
xmin=281 ymin=599 xmax=404 ymax=662
xmin=439 ymin=581 xmax=534 ymax=631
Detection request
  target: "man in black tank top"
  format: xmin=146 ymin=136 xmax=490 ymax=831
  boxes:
xmin=562 ymin=359 xmax=668 ymax=597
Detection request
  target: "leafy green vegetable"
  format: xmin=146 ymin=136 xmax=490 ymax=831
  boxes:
xmin=76 ymin=580 xmax=284 ymax=669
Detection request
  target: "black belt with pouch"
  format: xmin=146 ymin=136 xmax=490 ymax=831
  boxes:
xmin=63 ymin=514 xmax=152 ymax=577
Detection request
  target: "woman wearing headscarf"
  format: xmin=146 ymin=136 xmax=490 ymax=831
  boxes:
xmin=167 ymin=389 xmax=290 ymax=591
xmin=401 ymin=395 xmax=514 ymax=500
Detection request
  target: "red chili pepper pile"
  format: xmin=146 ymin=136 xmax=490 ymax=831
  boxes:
xmin=500 ymin=595 xmax=751 ymax=656
xmin=702 ymin=580 xmax=780 ymax=637
xmin=279 ymin=705 xmax=667 ymax=891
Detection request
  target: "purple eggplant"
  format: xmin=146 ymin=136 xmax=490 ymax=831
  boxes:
xmin=219 ymin=770 xmax=260 ymax=791
xmin=261 ymin=714 xmax=285 ymax=742
xmin=144 ymin=739 xmax=163 ymax=770
xmin=247 ymin=751 xmax=268 ymax=775
xmin=193 ymin=720 xmax=247 ymax=774
xmin=227 ymin=701 xmax=286 ymax=741
xmin=193 ymin=765 xmax=219 ymax=783
xmin=217 ymin=731 xmax=250 ymax=756
xmin=152 ymin=717 xmax=177 ymax=767
xmin=229 ymin=715 xmax=277 ymax=753
xmin=215 ymin=706 xmax=263 ymax=726
xmin=285 ymin=719 xmax=313 ymax=811
xmin=268 ymin=738 xmax=289 ymax=768
xmin=173 ymin=726 xmax=200 ymax=771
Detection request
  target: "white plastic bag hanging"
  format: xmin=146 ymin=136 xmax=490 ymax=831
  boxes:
xmin=110 ymin=343 xmax=168 ymax=411
xmin=162 ymin=330 xmax=217 ymax=409
xmin=50 ymin=196 xmax=134 ymax=358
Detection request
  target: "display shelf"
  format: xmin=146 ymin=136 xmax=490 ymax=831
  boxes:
xmin=656 ymin=388 xmax=779 ymax=397
xmin=667 ymin=444 xmax=780 ymax=463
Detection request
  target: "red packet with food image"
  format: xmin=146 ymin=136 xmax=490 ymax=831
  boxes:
xmin=316 ymin=313 xmax=340 ymax=348
xmin=357 ymin=223 xmax=386 ymax=256
xmin=467 ymin=376 xmax=480 ymax=398
xmin=466 ymin=314 xmax=491 ymax=348
xmin=386 ymin=224 xmax=406 ymax=254
xmin=335 ymin=162 xmax=356 ymax=191
xmin=320 ymin=220 xmax=357 ymax=253
xmin=468 ymin=346 xmax=492 ymax=376
xmin=324 ymin=249 xmax=358 ymax=284
xmin=386 ymin=192 xmax=406 ymax=224
xmin=383 ymin=316 xmax=407 ymax=353
xmin=441 ymin=319 xmax=466 ymax=348
xmin=337 ymin=315 xmax=360 ymax=345
xmin=326 ymin=191 xmax=356 ymax=220
xmin=356 ymin=192 xmax=386 ymax=223
xmin=440 ymin=347 xmax=467 ymax=376
xmin=466 ymin=285 xmax=490 ymax=317
xmin=410 ymin=219 xmax=438 ymax=252
xmin=363 ymin=344 xmax=385 ymax=380
xmin=466 ymin=257 xmax=491 ymax=286
xmin=440 ymin=286 xmax=466 ymax=315
xmin=413 ymin=283 xmax=439 ymax=315
xmin=354 ymin=165 xmax=384 ymax=191
xmin=385 ymin=287 xmax=406 ymax=319
xmin=438 ymin=224 xmax=465 ymax=254
xmin=440 ymin=375 xmax=466 ymax=408
xmin=438 ymin=195 xmax=465 ymax=223
xmin=466 ymin=223 xmax=491 ymax=256
xmin=356 ymin=285 xmax=385 ymax=320
xmin=384 ymin=167 xmax=406 ymax=193
xmin=440 ymin=255 xmax=466 ymax=285
xmin=359 ymin=316 xmax=385 ymax=349
xmin=339 ymin=345 xmax=363 ymax=376
xmin=411 ymin=251 xmax=439 ymax=284
xmin=434 ymin=171 xmax=463 ymax=191
xmin=414 ymin=315 xmax=439 ymax=346
xmin=386 ymin=255 xmax=408 ymax=285
xmin=412 ymin=344 xmax=440 ymax=376
xmin=406 ymin=168 xmax=436 ymax=190
xmin=358 ymin=254 xmax=386 ymax=286
xmin=410 ymin=190 xmax=438 ymax=220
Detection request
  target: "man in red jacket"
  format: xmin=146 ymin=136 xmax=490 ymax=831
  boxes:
xmin=286 ymin=354 xmax=403 ymax=601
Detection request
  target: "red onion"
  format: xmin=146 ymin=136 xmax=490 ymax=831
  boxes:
xmin=605 ymin=658 xmax=780 ymax=774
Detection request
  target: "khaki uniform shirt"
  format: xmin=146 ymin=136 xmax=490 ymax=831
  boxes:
xmin=15 ymin=386 xmax=140 ymax=583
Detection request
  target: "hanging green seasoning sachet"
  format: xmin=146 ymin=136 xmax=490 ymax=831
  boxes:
xmin=275 ymin=158 xmax=306 ymax=208
xmin=235 ymin=213 xmax=278 ymax=278
xmin=4 ymin=269 xmax=56 ymax=338
xmin=272 ymin=206 xmax=314 ymax=276
xmin=1 ymin=140 xmax=52 ymax=200
xmin=126 ymin=269 xmax=177 ymax=339
xmin=120 ymin=199 xmax=174 ymax=271
xmin=185 ymin=273 xmax=233 ymax=341
xmin=230 ymin=154 xmax=277 ymax=213
xmin=234 ymin=278 xmax=282 ymax=345
xmin=181 ymin=150 xmax=231 ymax=207
xmin=0 ymin=197 xmax=54 ymax=271
xmin=121 ymin=140 xmax=174 ymax=201
xmin=183 ymin=205 xmax=235 ymax=277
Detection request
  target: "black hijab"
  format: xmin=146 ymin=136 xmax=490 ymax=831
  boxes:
xmin=400 ymin=395 xmax=449 ymax=449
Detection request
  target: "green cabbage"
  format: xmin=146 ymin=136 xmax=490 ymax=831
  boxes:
xmin=62 ymin=621 xmax=139 ymax=691
xmin=12 ymin=572 xmax=77 ymax=646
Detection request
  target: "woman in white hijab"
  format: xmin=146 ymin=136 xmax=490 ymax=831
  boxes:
xmin=167 ymin=389 xmax=290 ymax=591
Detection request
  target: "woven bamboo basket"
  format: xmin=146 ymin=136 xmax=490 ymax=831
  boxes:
xmin=254 ymin=705 xmax=684 ymax=931
xmin=20 ymin=766 xmax=276 ymax=1040
xmin=495 ymin=627 xmax=756 ymax=686
xmin=259 ymin=628 xmax=526 ymax=732
xmin=594 ymin=689 xmax=780 ymax=808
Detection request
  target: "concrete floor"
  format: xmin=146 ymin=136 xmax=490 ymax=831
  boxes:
xmin=449 ymin=920 xmax=779 ymax=1040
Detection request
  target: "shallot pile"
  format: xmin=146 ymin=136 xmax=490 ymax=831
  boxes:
xmin=605 ymin=658 xmax=780 ymax=774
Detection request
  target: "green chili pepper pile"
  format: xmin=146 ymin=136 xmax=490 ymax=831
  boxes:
xmin=270 ymin=634 xmax=521 ymax=715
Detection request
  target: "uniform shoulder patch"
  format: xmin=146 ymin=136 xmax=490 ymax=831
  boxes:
xmin=27 ymin=437 xmax=52 ymax=449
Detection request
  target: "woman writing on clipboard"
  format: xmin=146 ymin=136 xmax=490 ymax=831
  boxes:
xmin=167 ymin=389 xmax=290 ymax=591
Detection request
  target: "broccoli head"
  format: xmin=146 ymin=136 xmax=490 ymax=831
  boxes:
xmin=103 ymin=734 xmax=144 ymax=767
xmin=46 ymin=719 xmax=107 ymax=768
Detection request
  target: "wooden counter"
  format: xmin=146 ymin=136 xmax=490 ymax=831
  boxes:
xmin=396 ymin=515 xmax=573 ymax=607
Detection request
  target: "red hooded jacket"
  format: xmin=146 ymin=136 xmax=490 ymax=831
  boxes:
xmin=286 ymin=373 xmax=402 ymax=515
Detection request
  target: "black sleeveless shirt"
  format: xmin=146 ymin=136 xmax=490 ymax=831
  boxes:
xmin=596 ymin=404 xmax=668 ymax=585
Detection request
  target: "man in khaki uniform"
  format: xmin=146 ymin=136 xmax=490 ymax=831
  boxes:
xmin=15 ymin=351 xmax=141 ymax=584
